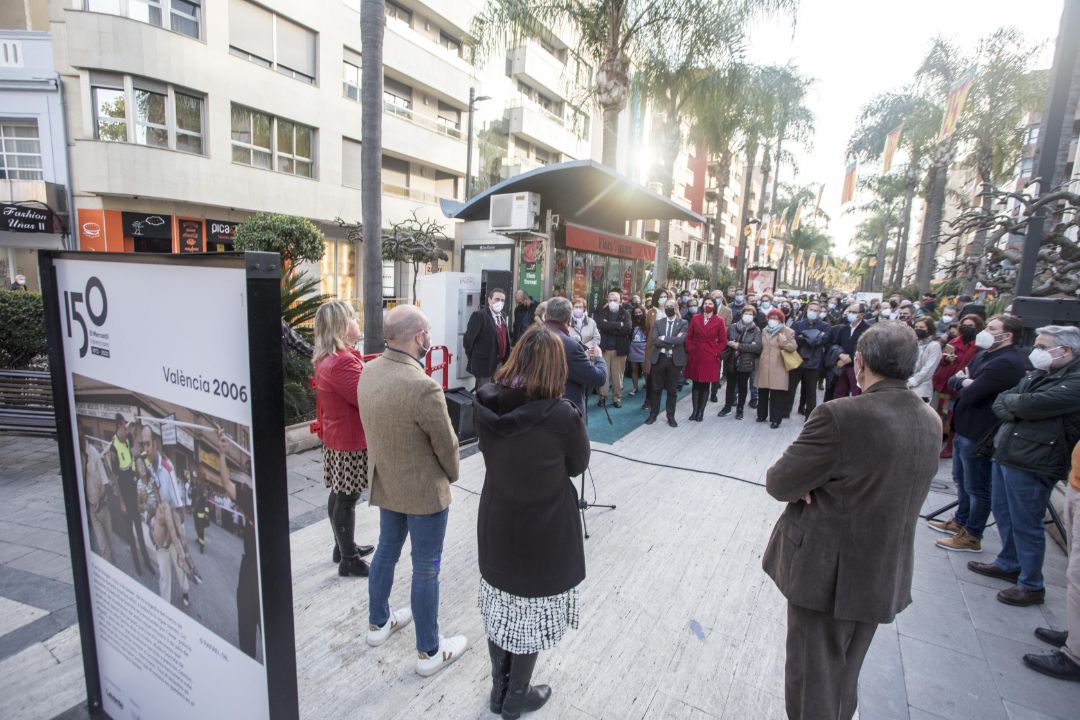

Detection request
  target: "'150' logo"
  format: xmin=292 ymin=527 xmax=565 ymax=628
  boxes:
xmin=64 ymin=276 xmax=108 ymax=358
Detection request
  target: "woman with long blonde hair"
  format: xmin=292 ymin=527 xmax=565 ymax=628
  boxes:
xmin=312 ymin=301 xmax=374 ymax=577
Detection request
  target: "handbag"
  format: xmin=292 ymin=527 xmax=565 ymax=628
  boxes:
xmin=782 ymin=348 xmax=803 ymax=372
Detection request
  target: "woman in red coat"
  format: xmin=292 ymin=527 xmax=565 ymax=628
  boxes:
xmin=684 ymin=298 xmax=728 ymax=422
xmin=932 ymin=313 xmax=984 ymax=458
xmin=313 ymin=300 xmax=375 ymax=577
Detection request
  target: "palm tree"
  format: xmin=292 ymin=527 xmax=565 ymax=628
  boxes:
xmin=765 ymin=67 xmax=815 ymax=228
xmin=733 ymin=66 xmax=779 ymax=282
xmin=360 ymin=0 xmax=385 ymax=352
xmin=955 ymin=28 xmax=1044 ymax=294
xmin=850 ymin=174 xmax=906 ymax=291
xmin=770 ymin=182 xmax=820 ymax=285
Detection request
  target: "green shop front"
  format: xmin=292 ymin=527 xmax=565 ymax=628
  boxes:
xmin=447 ymin=160 xmax=700 ymax=306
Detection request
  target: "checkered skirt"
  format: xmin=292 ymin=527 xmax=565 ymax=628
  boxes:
xmin=478 ymin=578 xmax=580 ymax=654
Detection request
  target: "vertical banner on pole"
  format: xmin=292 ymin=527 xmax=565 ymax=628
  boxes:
xmin=40 ymin=251 xmax=298 ymax=720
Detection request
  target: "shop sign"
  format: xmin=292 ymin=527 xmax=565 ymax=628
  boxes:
xmin=207 ymin=220 xmax=239 ymax=246
xmin=1 ymin=203 xmax=54 ymax=233
xmin=517 ymin=240 xmax=544 ymax=301
xmin=565 ymin=223 xmax=656 ymax=262
xmin=121 ymin=212 xmax=172 ymax=239
xmin=178 ymin=218 xmax=204 ymax=253
xmin=161 ymin=413 xmax=177 ymax=446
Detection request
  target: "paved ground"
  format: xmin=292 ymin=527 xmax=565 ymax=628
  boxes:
xmin=0 ymin=389 xmax=1077 ymax=719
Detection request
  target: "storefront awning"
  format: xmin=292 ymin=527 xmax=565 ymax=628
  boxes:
xmin=443 ymin=160 xmax=704 ymax=232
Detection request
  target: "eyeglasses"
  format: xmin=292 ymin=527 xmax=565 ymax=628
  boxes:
xmin=1033 ymin=343 xmax=1062 ymax=352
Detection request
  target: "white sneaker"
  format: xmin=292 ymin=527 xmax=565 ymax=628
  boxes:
xmin=415 ymin=635 xmax=467 ymax=677
xmin=366 ymin=607 xmax=412 ymax=647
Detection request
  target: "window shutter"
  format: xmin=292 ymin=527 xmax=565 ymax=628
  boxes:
xmin=229 ymin=0 xmax=273 ymax=62
xmin=276 ymin=16 xmax=317 ymax=78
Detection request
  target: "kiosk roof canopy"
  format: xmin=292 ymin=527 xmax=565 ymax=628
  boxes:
xmin=443 ymin=160 xmax=705 ymax=230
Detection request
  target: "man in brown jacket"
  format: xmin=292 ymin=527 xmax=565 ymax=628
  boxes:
xmin=763 ymin=322 xmax=941 ymax=719
xmin=357 ymin=305 xmax=466 ymax=678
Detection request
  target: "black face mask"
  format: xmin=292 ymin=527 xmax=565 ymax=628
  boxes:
xmin=915 ymin=328 xmax=929 ymax=339
xmin=959 ymin=325 xmax=977 ymax=342
xmin=665 ymin=308 xmax=677 ymax=317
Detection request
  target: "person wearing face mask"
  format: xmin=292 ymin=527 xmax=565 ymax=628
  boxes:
xmin=931 ymin=314 xmax=985 ymax=458
xmin=568 ymin=297 xmax=600 ymax=348
xmin=930 ymin=315 xmax=1025 ymax=554
xmin=464 ymin=288 xmax=511 ymax=392
xmin=827 ymin=304 xmax=870 ymax=401
xmin=763 ymin=322 xmax=941 ymax=720
xmin=755 ymin=308 xmax=798 ymax=428
xmin=936 ymin=306 xmax=960 ymax=340
xmin=906 ymin=318 xmax=943 ymax=402
xmin=645 ymin=298 xmax=689 ymax=427
xmin=627 ymin=307 xmax=649 ymax=396
xmin=826 ymin=297 xmax=844 ymax=325
xmin=542 ymin=298 xmax=607 ymax=416
xmin=683 ymin=298 xmax=728 ymax=421
xmin=641 ymin=288 xmax=670 ymax=411
xmin=682 ymin=297 xmax=700 ymax=323
xmin=595 ymin=291 xmax=633 ymax=408
xmin=718 ymin=306 xmax=763 ymax=420
xmin=786 ymin=302 xmax=831 ymax=419
xmin=729 ymin=287 xmax=747 ymax=318
xmin=357 ymin=305 xmax=467 ymax=679
xmin=963 ymin=325 xmax=1080 ymax=611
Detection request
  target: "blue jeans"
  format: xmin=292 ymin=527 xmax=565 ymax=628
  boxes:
xmin=991 ymin=462 xmax=1054 ymax=590
xmin=368 ymin=507 xmax=449 ymax=654
xmin=955 ymin=434 xmax=993 ymax=538
xmin=952 ymin=436 xmax=969 ymax=528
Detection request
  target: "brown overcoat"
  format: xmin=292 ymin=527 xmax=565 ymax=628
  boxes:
xmin=762 ymin=379 xmax=941 ymax=623
xmin=755 ymin=325 xmax=797 ymax=390
xmin=357 ymin=350 xmax=460 ymax=515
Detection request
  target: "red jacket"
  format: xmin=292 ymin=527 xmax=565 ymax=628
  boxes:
xmin=314 ymin=348 xmax=367 ymax=451
xmin=932 ymin=336 xmax=978 ymax=395
xmin=684 ymin=313 xmax=728 ymax=383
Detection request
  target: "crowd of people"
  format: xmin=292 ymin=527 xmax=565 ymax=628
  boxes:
xmin=309 ymin=283 xmax=1080 ymax=719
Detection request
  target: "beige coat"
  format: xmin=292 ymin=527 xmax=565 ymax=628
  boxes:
xmin=357 ymin=350 xmax=460 ymax=515
xmin=755 ymin=325 xmax=797 ymax=390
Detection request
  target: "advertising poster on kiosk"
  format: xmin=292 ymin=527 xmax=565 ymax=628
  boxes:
xmin=746 ymin=266 xmax=777 ymax=296
xmin=40 ymin=251 xmax=297 ymax=720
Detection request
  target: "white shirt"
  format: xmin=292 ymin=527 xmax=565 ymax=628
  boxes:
xmin=149 ymin=457 xmax=180 ymax=508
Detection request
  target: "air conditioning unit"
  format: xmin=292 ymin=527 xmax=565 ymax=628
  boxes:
xmin=489 ymin=192 xmax=541 ymax=232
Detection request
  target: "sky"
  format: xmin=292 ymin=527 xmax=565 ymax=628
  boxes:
xmin=743 ymin=0 xmax=1064 ymax=256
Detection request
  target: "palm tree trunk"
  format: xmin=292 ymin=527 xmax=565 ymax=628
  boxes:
xmin=891 ymin=164 xmax=918 ymax=288
xmin=768 ymin=134 xmax=785 ymax=219
xmin=916 ymin=141 xmax=952 ymax=292
xmin=735 ymin=137 xmax=759 ymax=282
xmin=597 ymin=51 xmax=630 ymax=168
xmin=710 ymin=149 xmax=733 ymax=288
xmin=874 ymin=209 xmax=891 ymax=291
xmin=963 ymin=147 xmax=994 ymax=295
xmin=753 ymin=143 xmax=772 ymax=264
xmin=602 ymin=104 xmax=620 ymax=167
xmin=361 ymin=0 xmax=385 ymax=353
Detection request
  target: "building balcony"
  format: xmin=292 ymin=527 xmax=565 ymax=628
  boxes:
xmin=508 ymin=42 xmax=569 ymax=101
xmin=503 ymin=157 xmax=547 ymax=179
xmin=507 ymin=102 xmax=586 ymax=158
xmin=382 ymin=103 xmax=467 ymax=174
xmin=384 ymin=20 xmax=472 ymax=103
xmin=419 ymin=0 xmax=484 ymax=37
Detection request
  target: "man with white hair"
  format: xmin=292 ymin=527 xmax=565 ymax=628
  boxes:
xmin=358 ymin=305 xmax=466 ymax=678
xmin=968 ymin=325 xmax=1080 ymax=611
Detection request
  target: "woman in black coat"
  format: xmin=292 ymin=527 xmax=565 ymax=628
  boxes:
xmin=474 ymin=325 xmax=591 ymax=719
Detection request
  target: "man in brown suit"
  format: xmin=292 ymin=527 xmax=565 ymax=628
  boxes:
xmin=357 ymin=305 xmax=466 ymax=678
xmin=763 ymin=322 xmax=941 ymax=719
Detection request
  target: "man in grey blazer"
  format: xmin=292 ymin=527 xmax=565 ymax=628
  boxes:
xmin=644 ymin=298 xmax=688 ymax=427
xmin=762 ymin=322 xmax=941 ymax=719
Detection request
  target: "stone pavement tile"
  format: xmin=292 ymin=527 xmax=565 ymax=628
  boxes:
xmin=897 ymin=588 xmax=983 ymax=659
xmin=1004 ymin=700 xmax=1072 ymax=720
xmin=906 ymin=709 xmax=950 ymax=720
xmin=0 ymin=541 xmax=35 ymax=565
xmin=0 ymin=596 xmax=48 ymax=637
xmin=1039 ymin=585 xmax=1070 ymax=632
xmin=730 ymin=611 xmax=787 ymax=699
xmin=978 ymin=630 xmax=1080 ymax=719
xmin=899 ymin=634 xmax=1008 ymax=720
xmin=0 ymin=521 xmax=70 ymax=556
xmin=947 ymin=551 xmax=1016 ymax=592
xmin=0 ymin=565 xmax=76 ymax=611
xmin=0 ymin=625 xmax=85 ymax=720
xmin=290 ymin=484 xmax=329 ymax=512
xmin=641 ymin=691 xmax=718 ymax=719
xmin=0 ymin=605 xmax=78 ymax=663
xmin=858 ymin=622 xmax=908 ymax=720
xmin=4 ymin=548 xmax=71 ymax=583
xmin=960 ymin=581 xmax=1049 ymax=647
xmin=717 ymin=679 xmax=786 ymax=720
xmin=910 ymin=550 xmax=963 ymax=601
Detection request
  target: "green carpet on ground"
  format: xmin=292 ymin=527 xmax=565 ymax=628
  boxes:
xmin=585 ymin=379 xmax=692 ymax=444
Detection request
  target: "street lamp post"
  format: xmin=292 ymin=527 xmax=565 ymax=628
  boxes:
xmin=464 ymin=87 xmax=491 ymax=200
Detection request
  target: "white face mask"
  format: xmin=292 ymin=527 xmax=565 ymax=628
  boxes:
xmin=1029 ymin=348 xmax=1054 ymax=371
xmin=943 ymin=315 xmax=956 ymax=323
xmin=608 ymin=301 xmax=620 ymax=312
xmin=807 ymin=311 xmax=819 ymax=321
xmin=761 ymin=301 xmax=772 ymax=310
xmin=491 ymin=301 xmax=504 ymax=313
xmin=658 ymin=295 xmax=668 ymax=305
xmin=742 ymin=314 xmax=754 ymax=325
xmin=767 ymin=319 xmax=781 ymax=329
xmin=573 ymin=307 xmax=585 ymax=319
xmin=974 ymin=329 xmax=997 ymax=350
xmin=846 ymin=313 xmax=859 ymax=324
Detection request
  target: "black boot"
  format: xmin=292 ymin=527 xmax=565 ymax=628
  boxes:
xmin=488 ymin=640 xmax=512 ymax=714
xmin=501 ymin=652 xmax=551 ymax=719
xmin=338 ymin=554 xmax=369 ymax=577
xmin=688 ymin=390 xmax=700 ymax=422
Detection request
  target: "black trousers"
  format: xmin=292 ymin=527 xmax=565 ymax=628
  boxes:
xmin=785 ymin=603 xmax=878 ymax=720
xmin=327 ymin=490 xmax=361 ymax=558
xmin=786 ymin=366 xmax=821 ymax=417
xmin=116 ymin=469 xmax=150 ymax=571
xmin=723 ymin=370 xmax=751 ymax=409
xmin=648 ymin=355 xmax=680 ymax=418
xmin=237 ymin=555 xmax=260 ymax=659
xmin=757 ymin=387 xmax=788 ymax=423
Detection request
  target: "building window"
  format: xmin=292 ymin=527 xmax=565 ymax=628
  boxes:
xmin=436 ymin=102 xmax=460 ymax=134
xmin=1027 ymin=125 xmax=1040 ymax=145
xmin=228 ymin=0 xmax=317 ymax=84
xmin=0 ymin=122 xmax=43 ymax=180
xmin=84 ymin=0 xmax=200 ymax=39
xmin=231 ymin=104 xmax=315 ymax=177
xmin=342 ymin=137 xmax=362 ymax=188
xmin=383 ymin=77 xmax=413 ymax=115
xmin=385 ymin=0 xmax=411 ymax=27
xmin=91 ymin=74 xmax=205 ymax=154
xmin=1021 ymin=157 xmax=1035 ymax=177
xmin=93 ymin=86 xmax=128 ymax=142
xmin=343 ymin=60 xmax=360 ymax=100
xmin=440 ymin=31 xmax=462 ymax=58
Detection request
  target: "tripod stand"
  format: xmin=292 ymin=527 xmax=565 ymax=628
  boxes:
xmin=578 ymin=467 xmax=615 ymax=540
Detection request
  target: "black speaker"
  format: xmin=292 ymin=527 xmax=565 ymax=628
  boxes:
xmin=444 ymin=388 xmax=476 ymax=442
xmin=1011 ymin=297 xmax=1080 ymax=346
xmin=480 ymin=269 xmax=513 ymax=307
